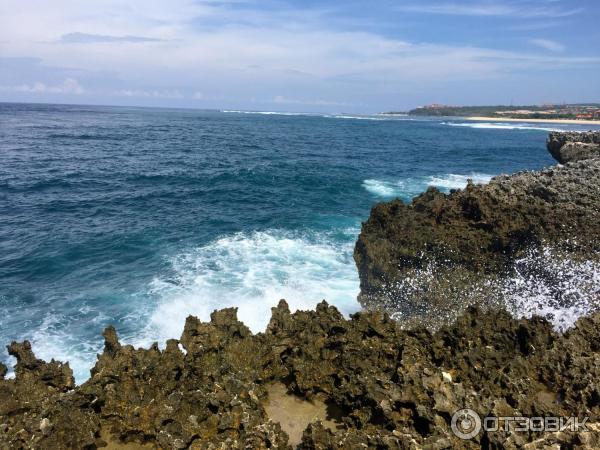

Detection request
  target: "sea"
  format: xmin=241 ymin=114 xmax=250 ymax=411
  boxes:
xmin=1 ymin=103 xmax=599 ymax=382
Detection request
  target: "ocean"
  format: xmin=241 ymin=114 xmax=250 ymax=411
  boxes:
xmin=1 ymin=103 xmax=598 ymax=382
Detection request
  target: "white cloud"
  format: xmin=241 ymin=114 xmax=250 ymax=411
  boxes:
xmin=530 ymin=38 xmax=566 ymax=52
xmin=399 ymin=3 xmax=514 ymax=16
xmin=273 ymin=95 xmax=353 ymax=107
xmin=7 ymin=78 xmax=84 ymax=94
xmin=397 ymin=2 xmax=582 ymax=18
xmin=60 ymin=32 xmax=162 ymax=44
xmin=508 ymin=21 xmax=563 ymax=31
xmin=114 ymin=88 xmax=183 ymax=98
xmin=0 ymin=0 xmax=597 ymax=109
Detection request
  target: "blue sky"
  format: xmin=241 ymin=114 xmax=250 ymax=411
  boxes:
xmin=0 ymin=0 xmax=598 ymax=112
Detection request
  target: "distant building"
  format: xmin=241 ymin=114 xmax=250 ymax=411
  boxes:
xmin=576 ymin=113 xmax=593 ymax=120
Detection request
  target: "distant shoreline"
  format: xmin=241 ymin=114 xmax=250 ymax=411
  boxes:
xmin=466 ymin=116 xmax=600 ymax=125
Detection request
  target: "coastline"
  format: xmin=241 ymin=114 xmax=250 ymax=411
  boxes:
xmin=466 ymin=116 xmax=600 ymax=125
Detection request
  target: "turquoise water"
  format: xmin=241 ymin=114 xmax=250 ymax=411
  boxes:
xmin=2 ymin=103 xmax=596 ymax=382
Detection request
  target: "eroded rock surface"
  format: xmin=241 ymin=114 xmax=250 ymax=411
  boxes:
xmin=1 ymin=303 xmax=600 ymax=449
xmin=547 ymin=131 xmax=600 ymax=163
xmin=354 ymin=132 xmax=600 ymax=326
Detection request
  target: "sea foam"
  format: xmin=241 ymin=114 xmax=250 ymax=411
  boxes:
xmin=221 ymin=110 xmax=312 ymax=116
xmin=9 ymin=235 xmax=599 ymax=383
xmin=363 ymin=173 xmax=493 ymax=199
xmin=441 ymin=122 xmax=569 ymax=132
xmin=138 ymin=229 xmax=361 ymax=346
xmin=11 ymin=229 xmax=361 ymax=383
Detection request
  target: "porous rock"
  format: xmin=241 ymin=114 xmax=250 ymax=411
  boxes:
xmin=354 ymin=132 xmax=600 ymax=326
xmin=547 ymin=131 xmax=600 ymax=163
xmin=1 ymin=302 xmax=599 ymax=449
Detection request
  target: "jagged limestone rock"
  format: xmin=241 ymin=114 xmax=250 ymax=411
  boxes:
xmin=1 ymin=303 xmax=599 ymax=449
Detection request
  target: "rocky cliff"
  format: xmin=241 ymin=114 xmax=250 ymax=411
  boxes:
xmin=546 ymin=131 xmax=600 ymax=163
xmin=354 ymin=132 xmax=600 ymax=328
xmin=2 ymin=132 xmax=600 ymax=449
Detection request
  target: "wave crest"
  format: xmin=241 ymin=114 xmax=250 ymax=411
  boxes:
xmin=140 ymin=230 xmax=361 ymax=344
xmin=363 ymin=173 xmax=493 ymax=199
xmin=442 ymin=121 xmax=571 ymax=132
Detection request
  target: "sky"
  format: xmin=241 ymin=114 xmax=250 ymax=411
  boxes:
xmin=0 ymin=0 xmax=599 ymax=112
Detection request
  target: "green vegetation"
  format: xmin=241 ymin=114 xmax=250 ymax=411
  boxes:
xmin=401 ymin=103 xmax=600 ymax=120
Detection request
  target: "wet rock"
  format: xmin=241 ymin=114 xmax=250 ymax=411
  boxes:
xmin=354 ymin=132 xmax=600 ymax=327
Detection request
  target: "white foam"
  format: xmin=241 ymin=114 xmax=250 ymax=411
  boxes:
xmin=427 ymin=173 xmax=493 ymax=190
xmin=442 ymin=122 xmax=567 ymax=132
xmin=221 ymin=110 xmax=312 ymax=116
xmin=325 ymin=114 xmax=389 ymax=121
xmin=137 ymin=229 xmax=361 ymax=345
xmin=25 ymin=311 xmax=107 ymax=383
xmin=362 ymin=179 xmax=401 ymax=197
xmin=363 ymin=173 xmax=493 ymax=198
xmin=501 ymin=246 xmax=600 ymax=331
xmin=1 ymin=228 xmax=361 ymax=384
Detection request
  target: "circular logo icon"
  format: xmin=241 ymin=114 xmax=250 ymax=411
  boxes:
xmin=451 ymin=408 xmax=481 ymax=440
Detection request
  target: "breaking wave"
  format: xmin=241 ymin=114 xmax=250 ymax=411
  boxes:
xmin=3 ymin=228 xmax=362 ymax=384
xmin=221 ymin=111 xmax=412 ymax=121
xmin=221 ymin=110 xmax=312 ymax=116
xmin=137 ymin=229 xmax=361 ymax=347
xmin=442 ymin=122 xmax=571 ymax=132
xmin=324 ymin=114 xmax=412 ymax=121
xmin=363 ymin=173 xmax=493 ymax=199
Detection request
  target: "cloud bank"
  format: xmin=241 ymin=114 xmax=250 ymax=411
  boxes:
xmin=0 ymin=0 xmax=598 ymax=111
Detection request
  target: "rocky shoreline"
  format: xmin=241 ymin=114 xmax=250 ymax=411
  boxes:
xmin=355 ymin=131 xmax=600 ymax=329
xmin=2 ymin=132 xmax=600 ymax=449
xmin=2 ymin=303 xmax=600 ymax=449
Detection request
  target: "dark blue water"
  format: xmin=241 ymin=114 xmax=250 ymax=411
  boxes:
xmin=3 ymin=103 xmax=595 ymax=381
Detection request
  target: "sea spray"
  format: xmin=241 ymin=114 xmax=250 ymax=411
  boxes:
xmin=501 ymin=245 xmax=600 ymax=331
xmin=137 ymin=229 xmax=361 ymax=346
xmin=365 ymin=245 xmax=600 ymax=332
